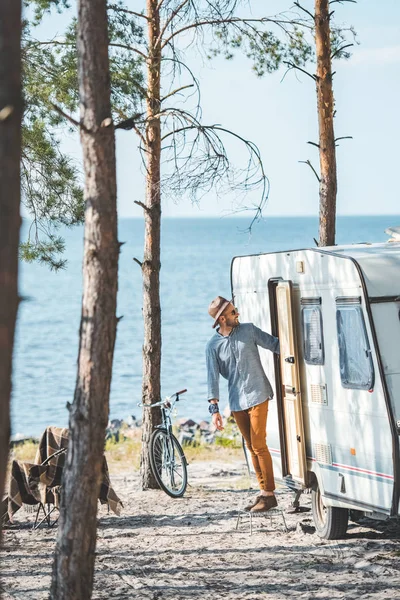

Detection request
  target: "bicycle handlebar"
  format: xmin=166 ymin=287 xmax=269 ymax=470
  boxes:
xmin=138 ymin=388 xmax=187 ymax=409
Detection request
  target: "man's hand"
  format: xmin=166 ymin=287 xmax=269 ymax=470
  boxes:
xmin=212 ymin=412 xmax=224 ymax=431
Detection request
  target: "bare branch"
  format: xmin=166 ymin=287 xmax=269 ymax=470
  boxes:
xmin=293 ymin=1 xmax=315 ymax=21
xmin=299 ymin=159 xmax=321 ymax=182
xmin=133 ymin=258 xmax=143 ymax=267
xmin=161 ymin=84 xmax=194 ymax=103
xmin=335 ymin=135 xmax=353 ymax=146
xmin=335 ymin=136 xmax=353 ymax=142
xmin=133 ymin=125 xmax=147 ymax=146
xmin=331 ymin=43 xmax=353 ymax=60
xmin=134 ymin=200 xmax=149 ymax=212
xmin=109 ymin=43 xmax=148 ymax=61
xmin=156 ymin=0 xmax=191 ymax=47
xmin=307 ymin=141 xmax=320 ymax=149
xmin=330 ymin=0 xmax=357 ymax=5
xmin=108 ymin=4 xmax=150 ymax=21
xmin=29 ymin=39 xmax=74 ymax=48
xmin=283 ymin=61 xmax=316 ymax=81
xmin=161 ymin=56 xmax=201 ymax=114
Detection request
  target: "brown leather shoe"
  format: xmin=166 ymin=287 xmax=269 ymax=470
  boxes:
xmin=250 ymin=495 xmax=278 ymax=513
xmin=244 ymin=496 xmax=261 ymax=511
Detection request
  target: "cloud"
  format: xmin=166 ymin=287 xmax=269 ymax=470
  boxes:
xmin=348 ymin=45 xmax=400 ymax=66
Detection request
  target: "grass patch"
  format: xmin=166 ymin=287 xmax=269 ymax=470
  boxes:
xmin=6 ymin=426 xmax=245 ymax=476
xmin=184 ymin=443 xmax=243 ymax=462
xmin=10 ymin=441 xmax=39 ymax=463
xmin=105 ymin=433 xmax=141 ymax=473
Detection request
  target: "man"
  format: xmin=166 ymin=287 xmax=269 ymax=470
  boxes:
xmin=206 ymin=295 xmax=280 ymax=513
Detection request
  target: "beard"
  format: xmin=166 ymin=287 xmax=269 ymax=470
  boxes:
xmin=228 ymin=317 xmax=240 ymax=328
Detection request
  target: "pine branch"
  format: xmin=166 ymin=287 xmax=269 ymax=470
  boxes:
xmin=51 ymin=103 xmax=88 ymax=132
xmin=161 ymin=16 xmax=311 ymax=50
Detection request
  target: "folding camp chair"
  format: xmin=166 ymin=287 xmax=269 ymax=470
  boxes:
xmin=31 ymin=447 xmax=67 ymax=530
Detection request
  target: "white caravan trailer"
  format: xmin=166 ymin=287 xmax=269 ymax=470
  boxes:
xmin=231 ymin=237 xmax=400 ymax=539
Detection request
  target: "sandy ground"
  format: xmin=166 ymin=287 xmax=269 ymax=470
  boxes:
xmin=1 ymin=459 xmax=400 ymax=600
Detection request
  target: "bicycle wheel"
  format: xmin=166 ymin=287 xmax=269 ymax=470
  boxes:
xmin=149 ymin=429 xmax=188 ymax=498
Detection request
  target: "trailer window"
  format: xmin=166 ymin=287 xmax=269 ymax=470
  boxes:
xmin=336 ymin=305 xmax=374 ymax=390
xmin=302 ymin=306 xmax=324 ymax=365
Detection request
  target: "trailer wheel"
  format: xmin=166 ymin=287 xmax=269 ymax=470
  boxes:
xmin=311 ymin=485 xmax=348 ymax=539
xmin=349 ymin=509 xmax=365 ymax=523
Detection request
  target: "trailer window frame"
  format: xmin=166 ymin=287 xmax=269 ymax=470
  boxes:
xmin=302 ymin=302 xmax=325 ymax=366
xmin=336 ymin=303 xmax=375 ymax=391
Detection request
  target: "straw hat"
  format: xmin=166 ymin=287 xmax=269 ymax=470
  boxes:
xmin=208 ymin=296 xmax=231 ymax=328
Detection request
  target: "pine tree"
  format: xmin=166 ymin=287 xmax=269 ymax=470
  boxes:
xmin=0 ymin=0 xmax=22 ymax=535
xmin=50 ymin=0 xmax=119 ymax=596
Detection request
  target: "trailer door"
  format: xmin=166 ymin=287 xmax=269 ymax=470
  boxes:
xmin=276 ymin=281 xmax=307 ymax=485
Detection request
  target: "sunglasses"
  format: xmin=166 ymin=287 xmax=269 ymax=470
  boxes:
xmin=224 ymin=307 xmax=239 ymax=317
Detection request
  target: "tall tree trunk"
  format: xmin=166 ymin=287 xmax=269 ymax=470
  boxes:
xmin=140 ymin=0 xmax=162 ymax=490
xmin=0 ymin=0 xmax=21 ymax=538
xmin=315 ymin=0 xmax=337 ymax=247
xmin=50 ymin=0 xmax=118 ymax=597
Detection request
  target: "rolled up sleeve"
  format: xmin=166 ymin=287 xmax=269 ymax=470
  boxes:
xmin=253 ymin=324 xmax=280 ymax=355
xmin=206 ymin=346 xmax=220 ymax=401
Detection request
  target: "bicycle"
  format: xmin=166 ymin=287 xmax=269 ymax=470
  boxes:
xmin=138 ymin=389 xmax=188 ymax=498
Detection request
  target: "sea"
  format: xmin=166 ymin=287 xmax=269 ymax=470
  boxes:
xmin=12 ymin=214 xmax=399 ymax=438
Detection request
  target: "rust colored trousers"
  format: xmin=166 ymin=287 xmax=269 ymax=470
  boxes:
xmin=232 ymin=400 xmax=275 ymax=492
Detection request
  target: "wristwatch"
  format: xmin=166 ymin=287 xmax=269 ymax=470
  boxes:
xmin=208 ymin=402 xmax=220 ymax=415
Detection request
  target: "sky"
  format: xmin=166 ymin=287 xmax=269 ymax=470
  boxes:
xmin=36 ymin=0 xmax=400 ymax=219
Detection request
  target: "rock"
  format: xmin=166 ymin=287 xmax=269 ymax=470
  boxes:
xmin=9 ymin=435 xmax=38 ymax=447
xmin=177 ymin=418 xmax=198 ymax=430
xmin=125 ymin=415 xmax=138 ymax=427
xmin=296 ymin=521 xmax=316 ymax=535
xmin=178 ymin=431 xmax=198 ymax=447
xmin=109 ymin=418 xmax=123 ymax=431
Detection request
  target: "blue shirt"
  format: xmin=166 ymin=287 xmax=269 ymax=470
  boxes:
xmin=206 ymin=322 xmax=279 ymax=412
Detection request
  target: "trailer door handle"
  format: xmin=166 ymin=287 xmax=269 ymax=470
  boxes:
xmin=285 ymin=385 xmax=297 ymax=395
xmin=285 ymin=356 xmax=295 ymax=364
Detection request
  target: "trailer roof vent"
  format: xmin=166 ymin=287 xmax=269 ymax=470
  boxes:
xmin=310 ymin=384 xmax=328 ymax=405
xmin=314 ymin=442 xmax=332 ymax=465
